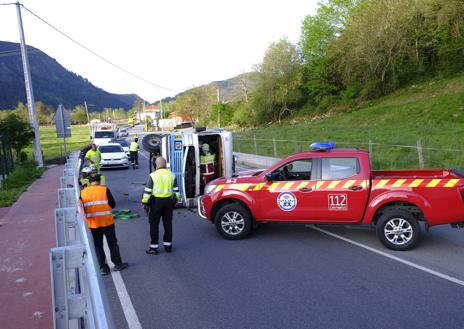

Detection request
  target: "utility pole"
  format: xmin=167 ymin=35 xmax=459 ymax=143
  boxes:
xmin=16 ymin=2 xmax=43 ymax=167
xmin=84 ymin=101 xmax=92 ymax=136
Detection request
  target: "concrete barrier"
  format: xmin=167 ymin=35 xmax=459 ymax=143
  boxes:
xmin=234 ymin=152 xmax=281 ymax=169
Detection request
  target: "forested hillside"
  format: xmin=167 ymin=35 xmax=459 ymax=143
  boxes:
xmin=0 ymin=41 xmax=140 ymax=111
xmin=166 ymin=0 xmax=464 ymax=128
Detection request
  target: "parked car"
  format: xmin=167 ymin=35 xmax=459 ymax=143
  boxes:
xmin=198 ymin=142 xmax=464 ymax=250
xmin=98 ymin=143 xmax=129 ymax=169
xmin=110 ymin=139 xmax=130 ymax=156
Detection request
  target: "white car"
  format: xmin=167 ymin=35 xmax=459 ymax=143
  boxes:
xmin=118 ymin=127 xmax=129 ymax=137
xmin=98 ymin=143 xmax=129 ymax=169
xmin=110 ymin=139 xmax=130 ymax=157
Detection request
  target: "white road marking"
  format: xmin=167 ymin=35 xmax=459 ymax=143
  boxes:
xmin=309 ymin=225 xmax=464 ymax=287
xmin=103 ymin=241 xmax=143 ymax=329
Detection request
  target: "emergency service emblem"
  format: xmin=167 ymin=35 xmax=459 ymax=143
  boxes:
xmin=277 ymin=192 xmax=297 ymax=211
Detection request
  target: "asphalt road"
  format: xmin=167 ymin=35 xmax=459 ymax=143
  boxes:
xmin=101 ymin=127 xmax=464 ymax=329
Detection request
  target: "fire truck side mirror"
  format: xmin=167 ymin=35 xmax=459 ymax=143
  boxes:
xmin=265 ymin=173 xmax=274 ymax=181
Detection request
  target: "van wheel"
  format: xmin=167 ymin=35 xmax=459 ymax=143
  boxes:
xmin=376 ymin=208 xmax=420 ymax=251
xmin=215 ymin=204 xmax=252 ymax=240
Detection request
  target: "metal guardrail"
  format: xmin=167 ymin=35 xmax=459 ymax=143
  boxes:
xmin=50 ymin=152 xmax=115 ymax=329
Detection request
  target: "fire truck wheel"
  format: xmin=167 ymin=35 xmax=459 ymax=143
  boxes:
xmin=376 ymin=208 xmax=420 ymax=251
xmin=215 ymin=204 xmax=252 ymax=240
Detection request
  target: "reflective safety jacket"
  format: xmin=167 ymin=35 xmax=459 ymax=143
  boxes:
xmin=130 ymin=141 xmax=138 ymax=152
xmin=200 ymin=152 xmax=215 ymax=175
xmin=142 ymin=168 xmax=179 ymax=203
xmin=85 ymin=149 xmax=101 ymax=165
xmin=81 ymin=185 xmax=114 ymax=229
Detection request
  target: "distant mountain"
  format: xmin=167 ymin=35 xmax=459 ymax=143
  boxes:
xmin=154 ymin=72 xmax=259 ymax=105
xmin=0 ymin=41 xmax=141 ymax=111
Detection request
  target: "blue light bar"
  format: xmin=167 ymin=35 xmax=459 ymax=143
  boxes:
xmin=310 ymin=142 xmax=336 ymax=152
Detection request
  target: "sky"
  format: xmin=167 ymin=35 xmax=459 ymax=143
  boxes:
xmin=0 ymin=0 xmax=318 ymax=103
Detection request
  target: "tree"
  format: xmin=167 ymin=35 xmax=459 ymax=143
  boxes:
xmin=0 ymin=113 xmax=34 ymax=159
xmin=72 ymin=105 xmax=88 ymax=125
xmin=14 ymin=102 xmax=29 ymax=122
xmin=252 ymin=38 xmax=303 ymax=123
xmin=174 ymin=86 xmax=216 ymax=124
xmin=36 ymin=101 xmax=54 ymax=126
xmin=211 ymin=103 xmax=234 ymax=127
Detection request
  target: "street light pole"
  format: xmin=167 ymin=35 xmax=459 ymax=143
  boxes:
xmin=16 ymin=2 xmax=43 ymax=166
xmin=84 ymin=101 xmax=92 ymax=136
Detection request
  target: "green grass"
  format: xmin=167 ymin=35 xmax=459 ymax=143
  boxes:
xmin=234 ymin=75 xmax=464 ymax=169
xmin=0 ymin=162 xmax=46 ymax=207
xmin=24 ymin=125 xmax=91 ymax=161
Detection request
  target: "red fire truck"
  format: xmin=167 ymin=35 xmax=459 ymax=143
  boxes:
xmin=198 ymin=143 xmax=464 ymax=250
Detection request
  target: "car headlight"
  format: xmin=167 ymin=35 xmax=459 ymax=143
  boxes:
xmin=204 ymin=184 xmax=217 ymax=194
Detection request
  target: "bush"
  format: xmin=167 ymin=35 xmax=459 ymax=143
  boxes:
xmin=0 ymin=162 xmax=46 ymax=207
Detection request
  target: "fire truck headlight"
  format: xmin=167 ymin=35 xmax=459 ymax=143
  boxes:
xmin=204 ymin=184 xmax=216 ymax=195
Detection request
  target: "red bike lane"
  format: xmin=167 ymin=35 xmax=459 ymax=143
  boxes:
xmin=0 ymin=165 xmax=62 ymax=329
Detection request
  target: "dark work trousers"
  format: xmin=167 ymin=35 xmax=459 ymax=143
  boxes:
xmin=149 ymin=197 xmax=174 ymax=248
xmin=90 ymin=224 xmax=123 ymax=268
xmin=130 ymin=151 xmax=138 ymax=166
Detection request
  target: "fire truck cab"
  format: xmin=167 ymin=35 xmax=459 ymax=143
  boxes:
xmin=142 ymin=128 xmax=234 ymax=207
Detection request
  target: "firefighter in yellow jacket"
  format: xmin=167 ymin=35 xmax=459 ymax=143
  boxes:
xmin=81 ymin=173 xmax=128 ymax=275
xmin=142 ymin=157 xmax=179 ymax=254
xmin=85 ymin=143 xmax=101 ymax=172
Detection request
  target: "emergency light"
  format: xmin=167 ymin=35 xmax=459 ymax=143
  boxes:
xmin=310 ymin=142 xmax=336 ymax=152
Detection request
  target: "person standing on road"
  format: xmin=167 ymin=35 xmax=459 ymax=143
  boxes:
xmin=130 ymin=138 xmax=139 ymax=169
xmin=81 ymin=173 xmax=128 ymax=275
xmin=142 ymin=157 xmax=179 ymax=254
xmin=85 ymin=143 xmax=102 ymax=172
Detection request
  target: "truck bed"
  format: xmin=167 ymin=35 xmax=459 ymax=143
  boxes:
xmin=371 ymin=169 xmax=462 ymax=180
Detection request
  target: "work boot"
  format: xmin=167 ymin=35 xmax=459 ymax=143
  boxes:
xmin=100 ymin=265 xmax=110 ymax=276
xmin=146 ymin=247 xmax=159 ymax=255
xmin=113 ymin=262 xmax=128 ymax=271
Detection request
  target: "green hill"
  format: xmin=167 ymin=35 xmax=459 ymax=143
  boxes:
xmin=0 ymin=41 xmax=140 ymax=111
xmin=234 ymin=75 xmax=464 ymax=169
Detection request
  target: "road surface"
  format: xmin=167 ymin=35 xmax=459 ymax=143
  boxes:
xmin=100 ymin=127 xmax=464 ymax=329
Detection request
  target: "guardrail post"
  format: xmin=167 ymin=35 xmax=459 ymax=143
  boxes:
xmin=55 ymin=207 xmax=78 ymax=247
xmin=272 ymin=138 xmax=278 ymax=157
xmin=50 ymin=245 xmax=86 ymax=328
xmin=253 ymin=135 xmax=258 ymax=155
xmin=417 ymin=140 xmax=425 ymax=169
xmin=58 ymin=188 xmax=77 ymax=208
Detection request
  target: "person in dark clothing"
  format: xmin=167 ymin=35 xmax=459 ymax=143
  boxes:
xmin=142 ymin=157 xmax=179 ymax=254
xmin=81 ymin=173 xmax=128 ymax=275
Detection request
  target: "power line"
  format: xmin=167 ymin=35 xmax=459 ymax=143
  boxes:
xmin=19 ymin=4 xmax=178 ymax=94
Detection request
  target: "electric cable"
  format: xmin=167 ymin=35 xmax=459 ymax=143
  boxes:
xmin=20 ymin=4 xmax=178 ymax=93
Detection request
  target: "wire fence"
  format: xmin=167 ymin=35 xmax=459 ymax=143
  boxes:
xmin=233 ymin=136 xmax=464 ymax=169
xmin=0 ymin=134 xmax=14 ymax=180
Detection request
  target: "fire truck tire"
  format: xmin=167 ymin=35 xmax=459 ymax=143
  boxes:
xmin=215 ymin=204 xmax=252 ymax=240
xmin=376 ymin=208 xmax=420 ymax=251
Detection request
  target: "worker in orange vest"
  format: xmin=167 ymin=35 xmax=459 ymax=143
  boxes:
xmin=80 ymin=173 xmax=128 ymax=275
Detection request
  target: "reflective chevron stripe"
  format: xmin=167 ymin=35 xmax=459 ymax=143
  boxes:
xmin=209 ymin=178 xmax=461 ymax=194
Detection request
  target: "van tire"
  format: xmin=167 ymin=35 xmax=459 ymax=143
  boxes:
xmin=376 ymin=208 xmax=420 ymax=251
xmin=215 ymin=204 xmax=252 ymax=240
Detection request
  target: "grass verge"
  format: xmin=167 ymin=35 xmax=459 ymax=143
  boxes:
xmin=24 ymin=125 xmax=91 ymax=162
xmin=234 ymin=75 xmax=464 ymax=169
xmin=0 ymin=162 xmax=47 ymax=207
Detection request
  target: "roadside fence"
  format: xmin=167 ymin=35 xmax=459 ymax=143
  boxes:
xmin=50 ymin=152 xmax=114 ymax=329
xmin=233 ymin=136 xmax=464 ymax=169
xmin=0 ymin=134 xmax=14 ymax=180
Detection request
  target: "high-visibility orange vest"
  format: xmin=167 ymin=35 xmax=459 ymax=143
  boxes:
xmin=81 ymin=185 xmax=114 ymax=229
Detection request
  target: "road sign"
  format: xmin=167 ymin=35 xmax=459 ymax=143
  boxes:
xmin=55 ymin=104 xmax=71 ymax=138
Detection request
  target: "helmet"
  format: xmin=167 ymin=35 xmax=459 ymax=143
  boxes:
xmin=82 ymin=167 xmax=91 ymax=175
xmin=134 ymin=138 xmax=138 ymax=142
xmin=90 ymin=165 xmax=97 ymax=173
xmin=202 ymin=143 xmax=210 ymax=153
